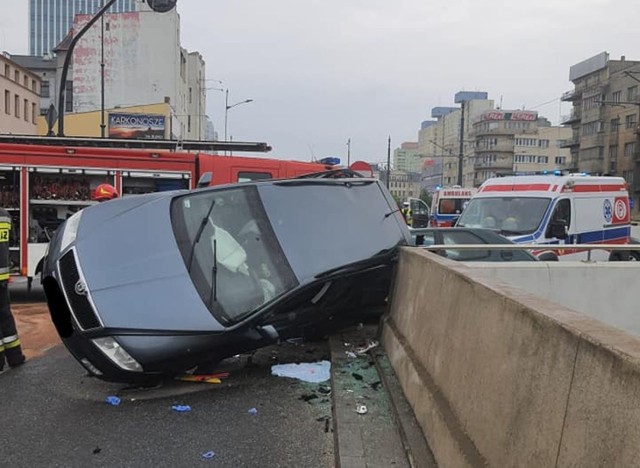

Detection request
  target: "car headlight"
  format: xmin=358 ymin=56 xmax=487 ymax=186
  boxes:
xmin=59 ymin=210 xmax=84 ymax=251
xmin=93 ymin=337 xmax=143 ymax=372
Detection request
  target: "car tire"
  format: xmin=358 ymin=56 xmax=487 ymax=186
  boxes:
xmin=537 ymin=252 xmax=559 ymax=261
xmin=630 ymin=251 xmax=640 ymax=261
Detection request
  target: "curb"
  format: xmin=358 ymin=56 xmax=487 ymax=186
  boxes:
xmin=330 ymin=324 xmax=436 ymax=468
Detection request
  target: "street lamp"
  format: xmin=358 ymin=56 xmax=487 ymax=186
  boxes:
xmin=224 ymin=89 xmax=253 ymax=142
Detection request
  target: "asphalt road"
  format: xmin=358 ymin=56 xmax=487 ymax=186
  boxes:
xmin=0 ymin=337 xmax=334 ymax=467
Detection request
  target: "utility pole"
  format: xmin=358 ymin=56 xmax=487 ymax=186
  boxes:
xmin=386 ymin=136 xmax=391 ymax=189
xmin=457 ymin=101 xmax=465 ymax=186
xmin=100 ymin=0 xmax=106 ymax=138
xmin=347 ymin=138 xmax=351 ymax=166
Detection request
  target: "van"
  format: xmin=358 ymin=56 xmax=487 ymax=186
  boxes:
xmin=456 ymin=175 xmax=631 ymax=261
xmin=429 ymin=187 xmax=477 ymax=227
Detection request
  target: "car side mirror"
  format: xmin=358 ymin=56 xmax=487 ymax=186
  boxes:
xmin=197 ymin=172 xmax=212 ymax=188
xmin=549 ymin=220 xmax=568 ymax=239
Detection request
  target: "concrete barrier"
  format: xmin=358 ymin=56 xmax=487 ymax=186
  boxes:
xmin=382 ymin=248 xmax=640 ymax=467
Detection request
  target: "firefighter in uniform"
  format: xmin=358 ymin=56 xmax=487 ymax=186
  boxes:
xmin=92 ymin=183 xmax=119 ymax=203
xmin=0 ymin=208 xmax=25 ymax=370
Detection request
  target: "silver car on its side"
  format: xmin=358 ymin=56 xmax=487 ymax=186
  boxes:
xmin=42 ymin=177 xmax=410 ymax=383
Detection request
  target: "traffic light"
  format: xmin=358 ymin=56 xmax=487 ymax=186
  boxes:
xmin=146 ymin=0 xmax=177 ymax=12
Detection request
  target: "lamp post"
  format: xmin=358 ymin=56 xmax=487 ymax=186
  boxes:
xmin=224 ymin=89 xmax=253 ymax=142
xmin=347 ymin=138 xmax=351 ymax=166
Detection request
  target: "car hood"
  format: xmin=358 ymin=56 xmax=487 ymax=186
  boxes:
xmin=69 ymin=192 xmax=225 ymax=332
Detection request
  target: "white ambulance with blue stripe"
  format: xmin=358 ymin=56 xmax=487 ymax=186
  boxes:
xmin=456 ymin=174 xmax=631 ymax=261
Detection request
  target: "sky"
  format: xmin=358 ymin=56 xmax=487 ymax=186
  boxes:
xmin=1 ymin=0 xmax=640 ymax=163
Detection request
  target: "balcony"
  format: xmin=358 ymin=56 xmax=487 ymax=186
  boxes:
xmin=473 ymin=159 xmax=513 ymax=171
xmin=559 ymin=136 xmax=580 ymax=148
xmin=561 ymin=89 xmax=582 ymax=102
xmin=561 ymin=109 xmax=581 ymax=125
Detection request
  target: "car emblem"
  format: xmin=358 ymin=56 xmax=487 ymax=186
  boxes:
xmin=75 ymin=280 xmax=87 ymax=296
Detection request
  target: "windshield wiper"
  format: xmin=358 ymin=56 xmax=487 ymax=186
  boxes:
xmin=209 ymin=238 xmax=218 ymax=306
xmin=187 ymin=199 xmax=216 ymax=273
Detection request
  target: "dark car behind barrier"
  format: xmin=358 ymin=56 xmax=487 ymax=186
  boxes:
xmin=42 ymin=178 xmax=411 ymax=383
xmin=409 ymin=227 xmax=539 ymax=262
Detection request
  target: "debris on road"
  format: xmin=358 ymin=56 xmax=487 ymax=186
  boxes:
xmin=352 ymin=372 xmax=364 ymax=381
xmin=345 ymin=351 xmax=357 ymax=359
xmin=300 ymin=393 xmax=319 ymax=403
xmin=355 ymin=340 xmax=379 ymax=355
xmin=248 ymin=407 xmax=258 ymax=415
xmin=171 ymin=405 xmax=192 ymax=412
xmin=356 ymin=405 xmax=368 ymax=415
xmin=271 ymin=360 xmax=331 ymax=383
xmin=93 ymin=447 xmax=101 ymax=455
xmin=105 ymin=396 xmax=121 ymax=406
xmin=176 ymin=372 xmax=229 ymax=384
xmin=201 ymin=451 xmax=215 ymax=460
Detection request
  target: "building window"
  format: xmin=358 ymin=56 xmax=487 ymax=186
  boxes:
xmin=628 ymin=86 xmax=638 ymax=102
xmin=537 ymin=156 xmax=549 ymax=164
xmin=41 ymin=81 xmax=50 ymax=98
xmin=64 ymin=81 xmax=73 ymax=112
xmin=23 ymin=99 xmax=28 ymax=121
xmin=14 ymin=94 xmax=19 ymax=118
xmin=14 ymin=70 xmax=19 ymax=82
xmin=610 ymin=160 xmax=617 ymax=173
xmin=32 ymin=102 xmax=36 ymax=124
xmin=555 ymin=156 xmax=567 ymax=165
xmin=4 ymin=90 xmax=9 ymax=114
xmin=624 ymin=142 xmax=636 ymax=158
xmin=623 ymin=170 xmax=635 ymax=184
xmin=612 ymin=91 xmax=622 ymax=103
xmin=538 ymin=139 xmax=549 ymax=148
xmin=611 ymin=117 xmax=620 ymax=132
xmin=31 ymin=79 xmax=37 ymax=92
xmin=625 ymin=114 xmax=637 ymax=130
xmin=3 ymin=64 xmax=9 ymax=77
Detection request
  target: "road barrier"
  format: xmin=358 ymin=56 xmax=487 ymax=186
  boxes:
xmin=382 ymin=247 xmax=640 ymax=467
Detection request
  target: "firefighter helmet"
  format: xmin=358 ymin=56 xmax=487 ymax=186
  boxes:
xmin=92 ymin=183 xmax=119 ymax=202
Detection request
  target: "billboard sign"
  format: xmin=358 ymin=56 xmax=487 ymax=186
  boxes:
xmin=481 ymin=110 xmax=538 ymax=122
xmin=108 ymin=113 xmax=166 ymax=140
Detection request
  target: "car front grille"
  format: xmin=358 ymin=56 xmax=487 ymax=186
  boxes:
xmin=59 ymin=250 xmax=102 ymax=331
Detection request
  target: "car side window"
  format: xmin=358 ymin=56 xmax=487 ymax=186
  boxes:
xmin=419 ymin=231 xmax=436 ymax=247
xmin=441 ymin=231 xmax=490 ymax=261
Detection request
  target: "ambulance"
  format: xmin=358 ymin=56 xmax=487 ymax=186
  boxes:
xmin=429 ymin=186 xmax=477 ymax=227
xmin=455 ymin=174 xmax=631 ymax=261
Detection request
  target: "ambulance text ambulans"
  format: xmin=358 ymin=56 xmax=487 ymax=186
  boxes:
xmin=456 ymin=174 xmax=631 ymax=261
xmin=429 ymin=186 xmax=477 ymax=227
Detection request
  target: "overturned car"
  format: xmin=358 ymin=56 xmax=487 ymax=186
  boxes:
xmin=42 ymin=177 xmax=411 ymax=383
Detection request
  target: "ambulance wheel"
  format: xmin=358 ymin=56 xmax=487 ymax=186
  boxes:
xmin=537 ymin=252 xmax=558 ymax=261
xmin=630 ymin=251 xmax=640 ymax=261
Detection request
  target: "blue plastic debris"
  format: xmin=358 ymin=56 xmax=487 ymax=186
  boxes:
xmin=202 ymin=451 xmax=215 ymax=460
xmin=172 ymin=405 xmax=192 ymax=412
xmin=105 ymin=396 xmax=121 ymax=406
xmin=248 ymin=407 xmax=258 ymax=415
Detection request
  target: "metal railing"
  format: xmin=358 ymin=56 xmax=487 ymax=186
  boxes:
xmin=411 ymin=243 xmax=637 ymax=262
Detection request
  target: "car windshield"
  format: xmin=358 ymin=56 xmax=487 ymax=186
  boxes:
xmin=171 ymin=186 xmax=298 ymax=324
xmin=456 ymin=197 xmax=551 ymax=236
xmin=438 ymin=198 xmax=470 ymax=215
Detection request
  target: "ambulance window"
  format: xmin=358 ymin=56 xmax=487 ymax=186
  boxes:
xmin=552 ymin=199 xmax=571 ymax=225
xmin=237 ymin=172 xmax=273 ymax=183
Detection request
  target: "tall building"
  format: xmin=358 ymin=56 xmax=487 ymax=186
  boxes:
xmin=393 ymin=142 xmax=423 ymax=173
xmin=29 ymin=0 xmax=138 ymax=57
xmin=69 ymin=7 xmax=206 ymax=140
xmin=561 ymin=52 xmax=640 ymax=211
xmin=473 ymin=110 xmax=572 ymax=185
xmin=0 ymin=54 xmax=41 ymax=135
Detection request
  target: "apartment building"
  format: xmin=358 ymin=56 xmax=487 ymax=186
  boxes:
xmin=473 ymin=110 xmax=572 ymax=185
xmin=0 ymin=54 xmax=41 ymax=135
xmin=373 ymin=165 xmax=423 ymax=202
xmin=393 ymin=141 xmax=423 ymax=173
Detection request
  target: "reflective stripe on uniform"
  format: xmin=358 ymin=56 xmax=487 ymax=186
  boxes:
xmin=5 ymin=339 xmax=21 ymax=349
xmin=0 ymin=344 xmax=4 ymax=352
xmin=0 ymin=274 xmax=9 ymax=281
xmin=2 ymin=335 xmax=18 ymax=344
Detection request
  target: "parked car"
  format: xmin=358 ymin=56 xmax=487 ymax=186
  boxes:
xmin=410 ymin=227 xmax=538 ymax=262
xmin=42 ymin=178 xmax=411 ymax=383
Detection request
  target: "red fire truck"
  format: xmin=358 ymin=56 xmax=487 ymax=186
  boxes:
xmin=0 ymin=135 xmax=342 ymax=288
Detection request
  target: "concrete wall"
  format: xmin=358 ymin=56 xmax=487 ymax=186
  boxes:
xmin=383 ymin=248 xmax=640 ymax=467
xmin=466 ymin=262 xmax=640 ymax=338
